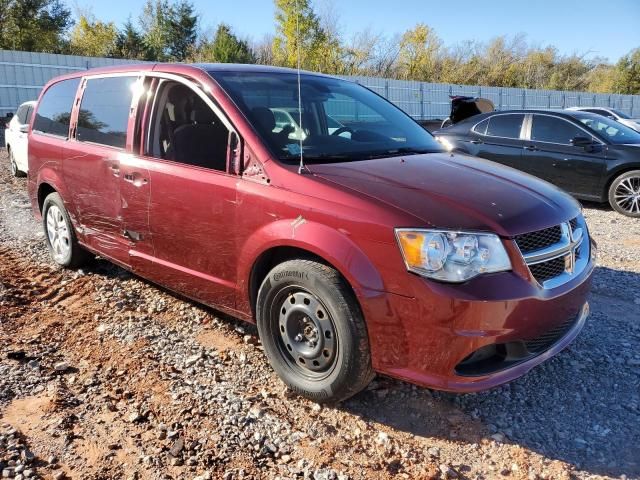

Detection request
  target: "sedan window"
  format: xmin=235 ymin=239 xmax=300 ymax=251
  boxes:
xmin=531 ymin=115 xmax=585 ymax=144
xmin=485 ymin=114 xmax=525 ymax=139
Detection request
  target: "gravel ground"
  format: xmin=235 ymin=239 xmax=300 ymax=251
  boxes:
xmin=0 ymin=148 xmax=638 ymax=480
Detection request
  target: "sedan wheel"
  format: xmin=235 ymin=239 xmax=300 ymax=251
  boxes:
xmin=609 ymin=170 xmax=640 ymax=217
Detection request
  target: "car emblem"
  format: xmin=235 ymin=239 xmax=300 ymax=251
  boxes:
xmin=563 ymin=222 xmax=583 ymax=275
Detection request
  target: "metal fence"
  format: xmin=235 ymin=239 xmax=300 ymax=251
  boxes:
xmin=1 ymin=49 xmax=639 ymax=121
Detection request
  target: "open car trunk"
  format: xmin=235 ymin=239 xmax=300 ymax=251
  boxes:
xmin=448 ymin=96 xmax=495 ymax=124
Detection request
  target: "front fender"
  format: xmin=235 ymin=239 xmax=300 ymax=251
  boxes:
xmin=237 ymin=218 xmax=386 ymax=313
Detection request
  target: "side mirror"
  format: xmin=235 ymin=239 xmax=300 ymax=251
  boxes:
xmin=228 ymin=131 xmax=243 ymax=175
xmin=19 ymin=124 xmax=29 ymax=133
xmin=6 ymin=112 xmax=13 ymax=119
xmin=570 ymin=136 xmax=593 ymax=148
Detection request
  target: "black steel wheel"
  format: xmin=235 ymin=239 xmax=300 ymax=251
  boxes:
xmin=256 ymin=259 xmax=374 ymax=403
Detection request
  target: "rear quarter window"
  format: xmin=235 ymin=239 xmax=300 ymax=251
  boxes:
xmin=77 ymin=76 xmax=136 ymax=149
xmin=33 ymin=78 xmax=81 ymax=137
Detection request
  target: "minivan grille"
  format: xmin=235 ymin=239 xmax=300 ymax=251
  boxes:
xmin=515 ymin=217 xmax=585 ymax=288
xmin=529 ymin=256 xmax=566 ymax=284
xmin=515 ymin=225 xmax=562 ymax=253
xmin=524 ymin=315 xmax=577 ymax=352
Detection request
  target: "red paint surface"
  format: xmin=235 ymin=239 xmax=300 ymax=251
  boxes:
xmin=27 ymin=64 xmax=593 ymax=392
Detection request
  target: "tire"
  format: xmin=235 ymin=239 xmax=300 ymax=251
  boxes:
xmin=608 ymin=170 xmax=640 ymax=217
xmin=8 ymin=147 xmax=25 ymax=178
xmin=256 ymin=259 xmax=374 ymax=403
xmin=42 ymin=192 xmax=91 ymax=268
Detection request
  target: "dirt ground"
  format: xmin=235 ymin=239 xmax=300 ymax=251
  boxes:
xmin=0 ymin=148 xmax=638 ymax=480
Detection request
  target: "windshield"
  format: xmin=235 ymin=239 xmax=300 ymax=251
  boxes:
xmin=575 ymin=113 xmax=640 ymax=144
xmin=209 ymin=71 xmax=443 ymax=163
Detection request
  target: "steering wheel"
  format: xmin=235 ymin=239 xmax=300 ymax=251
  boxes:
xmin=331 ymin=126 xmax=354 ymax=136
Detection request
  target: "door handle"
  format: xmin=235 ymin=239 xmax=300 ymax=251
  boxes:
xmin=470 ymin=139 xmax=483 ymax=144
xmin=124 ymin=172 xmax=148 ymax=187
xmin=110 ymin=163 xmax=120 ymax=176
xmin=523 ymin=145 xmax=538 ymax=151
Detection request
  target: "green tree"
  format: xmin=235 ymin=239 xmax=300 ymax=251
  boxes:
xmin=138 ymin=0 xmax=197 ymax=61
xmin=0 ymin=0 xmax=72 ymax=53
xmin=615 ymin=48 xmax=640 ymax=94
xmin=272 ymin=0 xmax=334 ymax=71
xmin=397 ymin=24 xmax=442 ymax=81
xmin=139 ymin=0 xmax=170 ymax=60
xmin=197 ymin=24 xmax=255 ymax=64
xmin=69 ymin=14 xmax=118 ymax=57
xmin=116 ymin=19 xmax=145 ymax=59
xmin=166 ymin=0 xmax=197 ymax=61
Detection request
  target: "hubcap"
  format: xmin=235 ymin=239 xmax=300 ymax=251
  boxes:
xmin=277 ymin=290 xmax=337 ymax=375
xmin=614 ymin=176 xmax=640 ymax=214
xmin=46 ymin=205 xmax=71 ymax=262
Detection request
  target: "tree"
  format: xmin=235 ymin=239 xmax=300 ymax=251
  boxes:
xmin=69 ymin=14 xmax=118 ymax=57
xmin=166 ymin=0 xmax=197 ymax=61
xmin=139 ymin=0 xmax=170 ymax=60
xmin=0 ymin=0 xmax=72 ymax=53
xmin=116 ymin=19 xmax=145 ymax=60
xmin=615 ymin=48 xmax=640 ymax=94
xmin=272 ymin=0 xmax=334 ymax=71
xmin=138 ymin=0 xmax=197 ymax=61
xmin=197 ymin=24 xmax=255 ymax=64
xmin=397 ymin=24 xmax=442 ymax=81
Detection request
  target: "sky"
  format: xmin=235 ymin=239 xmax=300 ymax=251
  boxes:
xmin=85 ymin=0 xmax=640 ymax=62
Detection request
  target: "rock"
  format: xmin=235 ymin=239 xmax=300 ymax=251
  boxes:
xmin=185 ymin=353 xmax=203 ymax=367
xmin=53 ymin=472 xmax=66 ymax=480
xmin=375 ymin=431 xmax=389 ymax=445
xmin=439 ymin=464 xmax=458 ymax=479
xmin=490 ymin=433 xmax=505 ymax=443
xmin=26 ymin=360 xmax=39 ymax=370
xmin=169 ymin=437 xmax=184 ymax=457
xmin=427 ymin=446 xmax=440 ymax=458
xmin=2 ymin=469 xmax=14 ymax=479
xmin=54 ymin=361 xmax=70 ymax=372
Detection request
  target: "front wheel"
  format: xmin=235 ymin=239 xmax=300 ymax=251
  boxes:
xmin=256 ymin=259 xmax=374 ymax=403
xmin=608 ymin=170 xmax=640 ymax=217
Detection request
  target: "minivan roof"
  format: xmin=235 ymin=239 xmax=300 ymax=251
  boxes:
xmin=43 ymin=62 xmax=332 ymax=82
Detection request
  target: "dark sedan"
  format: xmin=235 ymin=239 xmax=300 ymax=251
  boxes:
xmin=434 ymin=109 xmax=640 ymax=217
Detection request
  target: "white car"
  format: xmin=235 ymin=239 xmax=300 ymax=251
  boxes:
xmin=5 ymin=101 xmax=36 ymax=177
xmin=567 ymin=107 xmax=640 ymax=133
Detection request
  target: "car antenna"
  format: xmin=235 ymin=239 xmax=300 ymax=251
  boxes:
xmin=295 ymin=0 xmax=308 ymax=174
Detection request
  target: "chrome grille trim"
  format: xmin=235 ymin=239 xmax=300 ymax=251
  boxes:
xmin=516 ymin=216 xmax=590 ymax=288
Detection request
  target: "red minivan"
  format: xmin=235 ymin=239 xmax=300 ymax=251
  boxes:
xmin=27 ymin=64 xmax=595 ymax=402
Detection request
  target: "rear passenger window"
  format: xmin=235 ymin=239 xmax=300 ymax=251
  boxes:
xmin=486 ymin=114 xmax=525 ymax=139
xmin=33 ymin=78 xmax=80 ymax=137
xmin=531 ymin=115 xmax=584 ymax=144
xmin=77 ymin=76 xmax=136 ymax=149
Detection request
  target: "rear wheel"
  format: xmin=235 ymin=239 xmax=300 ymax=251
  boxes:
xmin=256 ymin=259 xmax=374 ymax=403
xmin=42 ymin=192 xmax=91 ymax=268
xmin=8 ymin=147 xmax=25 ymax=177
xmin=608 ymin=170 xmax=640 ymax=217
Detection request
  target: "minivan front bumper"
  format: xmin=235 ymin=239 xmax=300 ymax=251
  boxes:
xmin=361 ymin=248 xmax=594 ymax=392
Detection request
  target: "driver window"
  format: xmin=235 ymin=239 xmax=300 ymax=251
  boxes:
xmin=146 ymin=80 xmax=229 ymax=171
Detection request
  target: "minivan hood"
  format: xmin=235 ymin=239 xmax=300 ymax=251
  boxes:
xmin=309 ymin=153 xmax=580 ymax=237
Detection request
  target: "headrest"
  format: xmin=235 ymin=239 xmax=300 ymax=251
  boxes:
xmin=251 ymin=106 xmax=275 ymax=133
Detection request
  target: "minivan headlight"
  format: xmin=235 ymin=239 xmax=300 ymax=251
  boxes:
xmin=395 ymin=229 xmax=511 ymax=282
